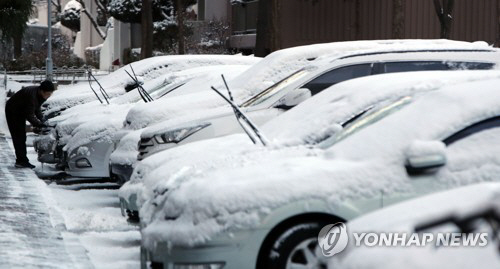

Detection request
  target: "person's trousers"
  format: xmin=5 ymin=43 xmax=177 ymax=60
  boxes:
xmin=5 ymin=108 xmax=29 ymax=164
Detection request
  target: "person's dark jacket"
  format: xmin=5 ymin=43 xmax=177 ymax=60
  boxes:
xmin=5 ymin=86 xmax=46 ymax=127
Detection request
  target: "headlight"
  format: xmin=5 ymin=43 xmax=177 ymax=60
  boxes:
xmin=153 ymin=123 xmax=210 ymax=144
xmin=75 ymin=158 xmax=92 ymax=168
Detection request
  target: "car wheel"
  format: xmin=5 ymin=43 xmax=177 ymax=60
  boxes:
xmin=259 ymin=222 xmax=328 ymax=269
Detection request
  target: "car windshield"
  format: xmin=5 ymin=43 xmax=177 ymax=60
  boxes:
xmin=240 ymin=69 xmax=310 ymax=107
xmin=318 ymin=96 xmax=413 ymax=149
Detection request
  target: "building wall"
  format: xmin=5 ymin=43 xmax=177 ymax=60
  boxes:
xmin=231 ymin=0 xmax=500 ymax=54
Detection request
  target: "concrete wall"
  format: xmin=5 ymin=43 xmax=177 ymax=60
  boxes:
xmin=203 ymin=0 xmax=230 ymax=21
xmin=75 ymin=0 xmax=104 ymax=58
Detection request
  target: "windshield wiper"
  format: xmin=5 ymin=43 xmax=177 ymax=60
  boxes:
xmin=210 ymin=74 xmax=269 ymax=146
xmin=86 ymin=69 xmax=104 ymax=104
xmin=88 ymin=67 xmax=110 ymax=104
xmin=125 ymin=65 xmax=154 ymax=103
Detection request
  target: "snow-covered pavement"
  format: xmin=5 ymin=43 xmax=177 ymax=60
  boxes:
xmin=0 ymin=134 xmax=140 ymax=268
xmin=0 ymin=134 xmax=82 ymax=268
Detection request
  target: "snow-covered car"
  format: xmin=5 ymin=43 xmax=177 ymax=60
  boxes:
xmin=118 ymin=70 xmax=500 ymax=219
xmin=44 ymin=64 xmax=257 ymax=179
xmin=330 ymin=183 xmax=500 ymax=269
xmin=138 ymin=73 xmax=500 ymax=269
xmin=112 ymin=40 xmax=499 ymax=188
xmin=35 ymin=55 xmax=260 ymax=169
xmin=42 ymin=54 xmax=257 ymax=119
xmin=108 ymin=39 xmax=460 ymax=184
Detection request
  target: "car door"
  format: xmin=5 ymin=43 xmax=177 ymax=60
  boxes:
xmin=384 ymin=116 xmax=500 ymax=207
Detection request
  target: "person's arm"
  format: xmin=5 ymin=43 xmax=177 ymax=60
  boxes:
xmin=25 ymin=92 xmax=44 ymax=128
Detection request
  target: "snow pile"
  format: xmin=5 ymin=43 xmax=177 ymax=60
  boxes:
xmin=331 ymin=183 xmax=500 ymax=269
xmin=138 ymin=74 xmax=500 ymax=249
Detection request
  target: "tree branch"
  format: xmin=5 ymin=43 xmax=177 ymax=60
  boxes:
xmin=76 ymin=0 xmax=106 ymax=40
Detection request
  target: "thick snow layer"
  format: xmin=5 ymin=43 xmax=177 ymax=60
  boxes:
xmin=44 ymin=55 xmax=259 ymax=115
xmin=227 ymin=39 xmax=492 ymax=101
xmin=330 ymin=183 xmax=500 ymax=269
xmin=50 ymin=65 xmax=251 ymax=153
xmin=138 ymin=73 xmax=500 ymax=249
xmin=118 ymin=70 xmax=500 ymax=208
xmin=109 ymin=65 xmax=252 ymax=165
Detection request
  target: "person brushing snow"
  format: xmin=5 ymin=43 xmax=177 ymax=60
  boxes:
xmin=5 ymin=80 xmax=54 ymax=168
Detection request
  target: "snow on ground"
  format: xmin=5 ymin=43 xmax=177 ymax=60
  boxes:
xmin=24 ymin=140 xmax=141 ymax=269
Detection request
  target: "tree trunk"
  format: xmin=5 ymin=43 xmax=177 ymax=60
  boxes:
xmin=141 ymin=0 xmax=153 ymax=59
xmin=354 ymin=0 xmax=362 ymax=40
xmin=392 ymin=0 xmax=405 ymax=39
xmin=496 ymin=0 xmax=500 ymax=46
xmin=433 ymin=0 xmax=455 ymax=39
xmin=270 ymin=0 xmax=281 ymax=52
xmin=176 ymin=0 xmax=185 ymax=54
xmin=13 ymin=33 xmax=22 ymax=59
xmin=255 ymin=0 xmax=272 ymax=56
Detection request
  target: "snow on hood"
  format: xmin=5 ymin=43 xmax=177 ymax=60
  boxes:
xmin=43 ymin=55 xmax=259 ymax=115
xmin=51 ymin=64 xmax=252 ymax=151
xmin=330 ymin=183 xmax=500 ymax=269
xmin=119 ymin=70 xmax=500 ymax=209
xmin=123 ymin=66 xmax=249 ymax=130
xmin=138 ymin=74 xmax=500 ymax=249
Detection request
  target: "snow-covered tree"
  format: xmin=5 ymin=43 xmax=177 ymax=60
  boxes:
xmin=60 ymin=0 xmax=82 ymax=32
xmin=0 ymin=0 xmax=34 ymax=58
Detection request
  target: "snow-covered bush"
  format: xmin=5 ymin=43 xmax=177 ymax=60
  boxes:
xmin=60 ymin=0 xmax=82 ymax=32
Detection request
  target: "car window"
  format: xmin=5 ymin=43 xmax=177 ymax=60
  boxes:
xmin=443 ymin=116 xmax=500 ymax=146
xmin=382 ymin=61 xmax=494 ymax=73
xmin=318 ymin=96 xmax=413 ymax=149
xmin=240 ymin=69 xmax=310 ymax=107
xmin=302 ymin=64 xmax=373 ymax=95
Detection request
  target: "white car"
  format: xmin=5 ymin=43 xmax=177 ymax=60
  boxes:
xmin=330 ymin=183 xmax=500 ymax=269
xmin=135 ymin=46 xmax=500 ymax=159
xmin=138 ymin=72 xmax=500 ymax=269
xmin=34 ymin=55 xmax=259 ymax=174
xmin=108 ymin=40 xmax=461 ymax=185
xmin=119 ymin=70 xmax=500 ymax=219
xmin=55 ymin=64 xmax=256 ymax=178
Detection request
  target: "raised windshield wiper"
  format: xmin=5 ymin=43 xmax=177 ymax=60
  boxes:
xmin=124 ymin=65 xmax=154 ymax=103
xmin=87 ymin=67 xmax=110 ymax=104
xmin=210 ymin=74 xmax=269 ymax=146
xmin=86 ymin=68 xmax=104 ymax=104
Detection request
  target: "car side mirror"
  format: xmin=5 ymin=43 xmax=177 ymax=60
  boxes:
xmin=405 ymin=140 xmax=447 ymax=175
xmin=275 ymin=88 xmax=312 ymax=109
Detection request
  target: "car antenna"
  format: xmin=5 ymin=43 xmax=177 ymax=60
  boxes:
xmin=88 ymin=68 xmax=110 ymax=104
xmin=124 ymin=69 xmax=148 ymax=103
xmin=86 ymin=68 xmax=103 ymax=104
xmin=130 ymin=64 xmax=154 ymax=102
xmin=211 ymin=84 xmax=269 ymax=146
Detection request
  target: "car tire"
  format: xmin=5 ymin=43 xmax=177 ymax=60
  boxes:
xmin=258 ymin=221 xmax=329 ymax=269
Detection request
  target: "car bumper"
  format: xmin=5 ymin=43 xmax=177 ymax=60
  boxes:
xmin=142 ymin=229 xmax=269 ymax=269
xmin=66 ymin=141 xmax=114 ymax=178
xmin=111 ymin=162 xmax=134 ymax=185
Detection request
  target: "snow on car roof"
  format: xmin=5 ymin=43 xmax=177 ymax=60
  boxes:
xmin=44 ymin=55 xmax=259 ymax=115
xmin=59 ymin=65 xmax=252 ymax=153
xmin=263 ymin=70 xmax=500 ymax=146
xmin=228 ymin=39 xmax=492 ymax=101
xmin=138 ymin=71 xmax=500 ymax=249
xmin=331 ymin=183 xmax=500 ymax=269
